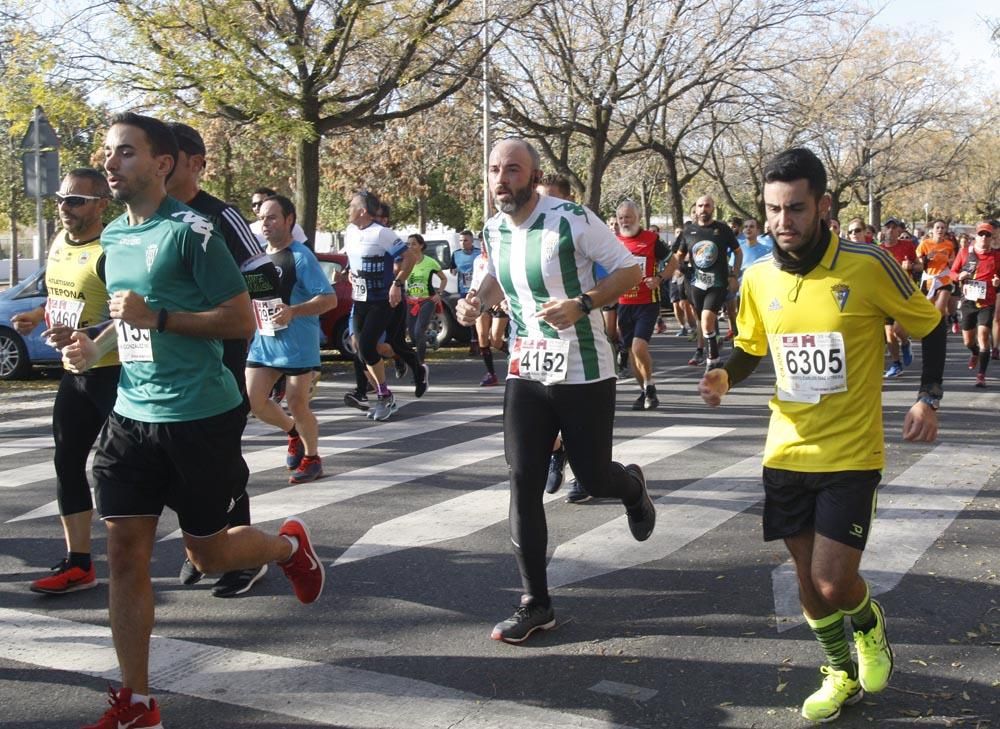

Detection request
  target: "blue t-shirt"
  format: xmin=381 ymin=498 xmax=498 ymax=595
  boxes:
xmin=248 ymin=242 xmax=333 ymax=368
xmin=451 ymin=247 xmax=481 ymax=295
xmin=739 ymin=238 xmax=774 ymax=273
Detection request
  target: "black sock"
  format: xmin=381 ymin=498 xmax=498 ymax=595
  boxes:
xmin=979 ymin=351 xmax=990 ymax=374
xmin=287 ymin=426 xmax=299 ymax=438
xmin=706 ymin=332 xmax=719 ymax=359
xmin=68 ymin=551 xmax=91 ymax=571
xmin=969 ymin=344 xmax=980 ymax=356
xmin=482 ymin=346 xmax=494 ymax=375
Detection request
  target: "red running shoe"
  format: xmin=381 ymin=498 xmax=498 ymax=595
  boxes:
xmin=968 ymin=354 xmax=978 ymax=370
xmin=975 ymin=373 xmax=986 ymax=388
xmin=278 ymin=517 xmax=325 ymax=604
xmin=30 ymin=559 xmax=97 ymax=594
xmin=82 ymin=687 xmax=162 ymax=729
xmin=286 ymin=435 xmax=305 ymax=470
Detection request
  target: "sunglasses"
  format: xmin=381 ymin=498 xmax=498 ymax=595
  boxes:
xmin=251 ymin=200 xmax=265 ymax=209
xmin=56 ymin=193 xmax=105 ymax=208
xmin=848 ymin=228 xmax=865 ymax=234
xmin=978 ymin=231 xmax=993 ymax=238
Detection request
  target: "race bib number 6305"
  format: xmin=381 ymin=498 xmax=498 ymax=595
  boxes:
xmin=769 ymin=332 xmax=846 ymax=403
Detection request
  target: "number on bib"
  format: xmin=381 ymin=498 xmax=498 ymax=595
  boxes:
xmin=45 ymin=298 xmax=85 ymax=330
xmin=115 ymin=320 xmax=153 ymax=362
xmin=508 ymin=336 xmax=570 ymax=385
xmin=352 ymin=278 xmax=368 ymax=302
xmin=964 ymin=279 xmax=987 ymax=302
xmin=253 ymin=298 xmax=287 ymax=336
xmin=769 ymin=332 xmax=847 ymax=403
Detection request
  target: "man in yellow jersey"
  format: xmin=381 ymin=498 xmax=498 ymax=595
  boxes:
xmin=13 ymin=169 xmax=118 ymax=595
xmin=698 ymin=147 xmax=945 ymax=722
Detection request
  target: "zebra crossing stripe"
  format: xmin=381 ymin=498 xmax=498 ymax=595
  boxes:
xmin=334 ymin=426 xmax=731 ymax=568
xmin=770 ymin=443 xmax=1000 ymax=631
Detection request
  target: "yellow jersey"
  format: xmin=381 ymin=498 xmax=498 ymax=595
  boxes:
xmin=45 ymin=230 xmax=119 ymax=369
xmin=735 ymin=232 xmax=941 ymax=472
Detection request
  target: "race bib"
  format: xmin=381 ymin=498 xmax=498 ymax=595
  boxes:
xmin=115 ymin=320 xmax=153 ymax=362
xmin=459 ymin=271 xmax=474 ymax=292
xmin=769 ymin=332 xmax=847 ymax=404
xmin=963 ymin=279 xmax=987 ymax=302
xmin=253 ymin=297 xmax=287 ymax=336
xmin=694 ymin=268 xmax=715 ymax=290
xmin=508 ymin=336 xmax=570 ymax=385
xmin=44 ymin=298 xmax=85 ymax=331
xmin=632 ymin=254 xmax=647 ymax=271
xmin=352 ymin=277 xmax=368 ymax=302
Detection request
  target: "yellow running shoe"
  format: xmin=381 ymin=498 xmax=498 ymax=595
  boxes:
xmin=801 ymin=666 xmax=863 ymax=723
xmin=854 ymin=599 xmax=894 ymax=693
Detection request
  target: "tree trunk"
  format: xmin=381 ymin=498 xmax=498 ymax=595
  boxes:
xmin=295 ymin=134 xmax=320 ymax=250
xmin=417 ymin=197 xmax=428 ymax=234
xmin=661 ymin=149 xmax=685 ymax=231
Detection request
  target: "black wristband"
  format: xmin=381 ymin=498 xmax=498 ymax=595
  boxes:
xmin=156 ymin=308 xmax=169 ymax=333
xmin=576 ymin=293 xmax=594 ymax=315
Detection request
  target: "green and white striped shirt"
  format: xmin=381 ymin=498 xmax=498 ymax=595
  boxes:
xmin=483 ymin=195 xmax=635 ymax=384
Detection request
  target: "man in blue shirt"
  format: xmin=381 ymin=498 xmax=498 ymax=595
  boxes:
xmin=451 ymin=229 xmax=481 ymax=352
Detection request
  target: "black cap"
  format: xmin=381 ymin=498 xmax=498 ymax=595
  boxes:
xmin=167 ymin=122 xmax=206 ymax=156
xmin=883 ymin=217 xmax=901 ymax=227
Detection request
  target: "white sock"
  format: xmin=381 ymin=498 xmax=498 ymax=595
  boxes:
xmin=282 ymin=535 xmax=300 ymax=559
xmin=130 ymin=692 xmax=150 ymax=708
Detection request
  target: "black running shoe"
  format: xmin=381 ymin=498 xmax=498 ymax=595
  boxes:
xmin=644 ymin=385 xmax=659 ymax=410
xmin=211 ymin=564 xmax=268 ymax=598
xmin=565 ymin=479 xmax=592 ymax=503
xmin=491 ymin=601 xmax=556 ymax=643
xmin=631 ymin=391 xmax=646 ymax=411
xmin=394 ymin=358 xmax=407 ymax=379
xmin=545 ymin=447 xmax=567 ymax=494
xmin=179 ymin=558 xmax=204 ymax=586
xmin=624 ymin=463 xmax=656 ymax=541
xmin=344 ymin=391 xmax=370 ymax=411
xmin=415 ymin=363 xmax=429 ymax=398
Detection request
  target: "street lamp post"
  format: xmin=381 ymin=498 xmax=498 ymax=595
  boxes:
xmin=481 ymin=0 xmax=491 ymax=228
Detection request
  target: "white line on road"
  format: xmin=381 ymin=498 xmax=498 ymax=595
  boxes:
xmin=0 ymin=608 xmax=634 ymax=729
xmin=334 ymin=426 xmax=730 ymax=568
xmin=770 ymin=443 xmax=1000 ymax=631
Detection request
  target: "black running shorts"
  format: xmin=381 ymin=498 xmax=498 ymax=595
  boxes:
xmin=762 ymin=467 xmax=880 ymax=550
xmin=690 ymin=285 xmax=727 ymax=315
xmin=93 ymin=405 xmax=249 ymax=537
xmin=960 ymin=301 xmax=994 ymax=331
xmin=617 ymin=302 xmax=659 ymax=347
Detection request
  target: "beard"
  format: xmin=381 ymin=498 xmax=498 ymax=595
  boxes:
xmin=495 ymin=182 xmax=533 ymax=215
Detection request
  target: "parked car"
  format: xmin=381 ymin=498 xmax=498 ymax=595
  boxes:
xmin=314 ymin=251 xmax=355 ymax=357
xmin=0 ymin=268 xmax=60 ymax=379
xmin=420 ymin=239 xmax=472 ymax=347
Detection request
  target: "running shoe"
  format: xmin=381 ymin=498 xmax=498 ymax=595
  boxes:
xmin=975 ymin=373 xmax=986 ymax=388
xmin=968 ymin=353 xmax=978 ymax=370
xmin=655 ymin=318 xmax=667 ymax=334
xmin=491 ymin=600 xmax=556 ymax=643
xmin=415 ymin=363 xmax=429 ymax=398
xmin=212 ymin=564 xmax=268 ymax=598
xmin=343 ymin=391 xmax=370 ymax=411
xmin=289 ymin=455 xmax=324 ymax=484
xmin=674 ymin=327 xmax=689 ymax=338
xmin=992 ymin=347 xmax=999 ymax=361
xmin=644 ymin=385 xmax=659 ymax=410
xmin=82 ymin=687 xmax=162 ymax=729
xmin=277 ymin=516 xmax=324 ymax=604
xmin=286 ymin=435 xmax=305 ymax=470
xmin=29 ymin=559 xmax=97 ymax=594
xmin=564 ymin=479 xmax=592 ymax=503
xmin=270 ymin=375 xmax=286 ymax=404
xmin=951 ymin=320 xmax=960 ymax=335
xmin=480 ymin=372 xmax=499 ymax=387
xmin=178 ymin=558 xmax=204 ymax=586
xmin=616 ymin=347 xmax=629 ymax=372
xmin=901 ymin=340 xmax=913 ymax=367
xmin=631 ymin=391 xmax=646 ymax=411
xmin=371 ymin=393 xmax=398 ymax=421
xmin=883 ymin=362 xmax=903 ymax=379
xmin=624 ymin=464 xmax=655 ymax=541
xmin=853 ymin=600 xmax=893 ymax=693
xmin=687 ymin=329 xmax=698 ymax=342
xmin=688 ymin=350 xmax=705 ymax=366
xmin=393 ymin=358 xmax=406 ymax=379
xmin=800 ymin=666 xmax=863 ymax=722
xmin=545 ymin=447 xmax=567 ymax=494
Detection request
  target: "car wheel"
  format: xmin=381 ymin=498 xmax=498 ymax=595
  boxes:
xmin=426 ymin=306 xmax=455 ymax=348
xmin=0 ymin=327 xmax=31 ymax=380
xmin=333 ymin=318 xmax=356 ymax=359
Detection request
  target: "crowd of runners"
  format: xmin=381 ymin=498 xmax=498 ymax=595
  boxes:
xmin=10 ymin=111 xmax=998 ymax=726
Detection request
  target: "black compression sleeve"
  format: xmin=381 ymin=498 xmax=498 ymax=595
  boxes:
xmin=919 ymin=317 xmax=947 ymax=397
xmin=722 ymin=346 xmax=763 ymax=388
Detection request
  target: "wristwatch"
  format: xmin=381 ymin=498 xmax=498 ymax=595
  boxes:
xmin=576 ymin=293 xmax=594 ymax=315
xmin=393 ymin=279 xmax=405 ymax=288
xmin=916 ymin=394 xmax=940 ymax=410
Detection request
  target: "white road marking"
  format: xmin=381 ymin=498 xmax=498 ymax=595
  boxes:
xmin=546 ymin=454 xmax=763 ymax=589
xmin=588 ymin=680 xmax=658 ymax=702
xmin=0 ymin=608 xmax=635 ymax=729
xmin=334 ymin=426 xmax=730 ymax=568
xmin=771 ymin=443 xmax=1000 ymax=631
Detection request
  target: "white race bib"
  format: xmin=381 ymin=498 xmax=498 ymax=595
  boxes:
xmin=694 ymin=268 xmax=715 ymax=290
xmin=963 ymin=279 xmax=987 ymax=302
xmin=115 ymin=320 xmax=153 ymax=362
xmin=509 ymin=336 xmax=570 ymax=385
xmin=352 ymin=277 xmax=368 ymax=302
xmin=45 ymin=298 xmax=85 ymax=331
xmin=632 ymin=254 xmax=647 ymax=271
xmin=253 ymin=297 xmax=287 ymax=336
xmin=769 ymin=332 xmax=847 ymax=404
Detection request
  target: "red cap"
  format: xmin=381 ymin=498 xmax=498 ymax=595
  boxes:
xmin=976 ymin=222 xmax=995 ymax=235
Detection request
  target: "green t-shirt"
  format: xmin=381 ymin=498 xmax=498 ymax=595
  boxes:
xmin=406 ymin=255 xmax=443 ymax=299
xmin=101 ymin=196 xmax=247 ymax=422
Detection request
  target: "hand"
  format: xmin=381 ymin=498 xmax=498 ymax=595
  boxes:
xmin=903 ymin=401 xmax=938 ymax=442
xmin=456 ymin=295 xmax=481 ymax=326
xmin=40 ymin=324 xmax=75 ymax=350
xmin=271 ymin=303 xmax=293 ymax=327
xmin=389 ymin=284 xmax=402 ymax=308
xmin=110 ymin=290 xmax=156 ymax=328
xmin=536 ymin=299 xmax=583 ymax=330
xmin=11 ymin=309 xmax=42 ymax=336
xmin=993 ymin=275 xmax=1000 ymax=288
xmin=958 ymin=271 xmax=970 ymax=282
xmin=643 ymin=276 xmax=659 ymax=290
xmin=698 ymin=368 xmax=730 ymax=407
xmin=62 ymin=331 xmax=98 ymax=374
xmin=901 ymin=259 xmax=912 ymax=271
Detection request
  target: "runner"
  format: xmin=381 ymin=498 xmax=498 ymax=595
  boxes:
xmin=469 ymin=247 xmax=510 ymax=387
xmin=61 ymin=112 xmax=325 ymax=729
xmin=245 ymin=195 xmax=337 ymax=483
xmin=951 ymin=221 xmax=999 ymax=387
xmin=457 ymin=138 xmax=655 ymax=644
xmin=879 ymin=217 xmax=920 ymax=379
xmin=13 ymin=169 xmax=118 ymax=595
xmin=698 ymin=147 xmax=945 ymax=723
xmin=451 ymin=230 xmax=481 ymax=353
xmin=917 ymin=219 xmax=956 ymax=324
xmin=404 ymin=233 xmax=447 ymax=364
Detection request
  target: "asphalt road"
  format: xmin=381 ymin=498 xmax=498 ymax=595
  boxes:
xmin=0 ymin=331 xmax=997 ymax=728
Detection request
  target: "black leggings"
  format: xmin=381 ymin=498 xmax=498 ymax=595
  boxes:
xmin=503 ymin=377 xmax=639 ymax=606
xmin=385 ymin=299 xmax=421 ymax=376
xmin=352 ymin=300 xmax=395 ymax=366
xmin=53 ymin=366 xmax=120 ymax=516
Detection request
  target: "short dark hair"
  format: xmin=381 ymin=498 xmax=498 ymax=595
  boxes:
xmin=376 ymin=201 xmax=391 ymax=221
xmin=728 ymin=216 xmax=743 ymax=227
xmin=67 ymin=168 xmax=110 ymax=197
xmin=354 ymin=189 xmax=380 ymax=216
xmin=109 ymin=112 xmax=178 ymax=167
xmin=262 ymin=194 xmax=296 ymax=226
xmin=408 ymin=233 xmax=426 ymax=250
xmin=166 ymin=122 xmax=206 ymax=156
xmin=460 ymin=229 xmax=474 ymax=238
xmin=538 ymin=173 xmax=572 ymax=198
xmin=930 ymin=218 xmax=947 ymax=227
xmin=253 ymin=186 xmax=277 ymax=197
xmin=763 ymin=147 xmax=827 ymax=201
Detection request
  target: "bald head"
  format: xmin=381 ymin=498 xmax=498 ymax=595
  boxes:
xmin=695 ymin=195 xmax=715 ymax=226
xmin=489 ymin=138 xmax=542 ymax=221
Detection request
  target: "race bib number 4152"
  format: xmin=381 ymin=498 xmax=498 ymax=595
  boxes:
xmin=508 ymin=336 xmax=570 ymax=385
xmin=768 ymin=332 xmax=846 ymax=404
